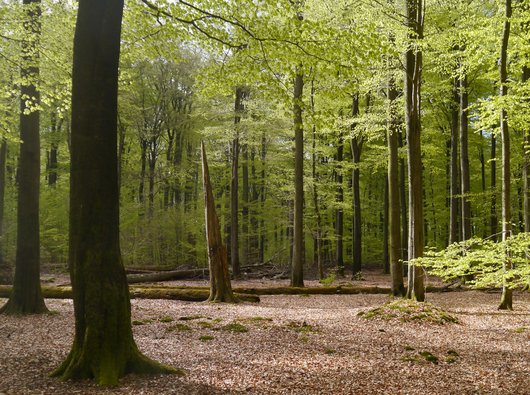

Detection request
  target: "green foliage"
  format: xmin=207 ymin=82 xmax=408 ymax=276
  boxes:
xmin=415 ymin=233 xmax=530 ymax=290
xmin=319 ymin=273 xmax=336 ymax=286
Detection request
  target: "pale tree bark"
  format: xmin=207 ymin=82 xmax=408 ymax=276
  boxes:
xmin=498 ymin=0 xmax=513 ymax=310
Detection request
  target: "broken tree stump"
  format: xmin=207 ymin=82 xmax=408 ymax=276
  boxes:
xmin=201 ymin=142 xmax=236 ymax=303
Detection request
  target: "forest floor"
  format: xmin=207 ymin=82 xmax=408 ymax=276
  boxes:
xmin=0 ymin=270 xmax=529 ymax=394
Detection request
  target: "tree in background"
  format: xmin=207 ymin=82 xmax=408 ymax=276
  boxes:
xmin=1 ymin=0 xmax=47 ymax=315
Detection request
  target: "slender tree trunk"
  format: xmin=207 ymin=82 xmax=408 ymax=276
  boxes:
xmin=139 ymin=139 xmax=147 ymax=204
xmin=335 ymin=128 xmax=344 ymax=276
xmin=351 ymin=94 xmax=362 ymax=276
xmin=388 ymin=78 xmax=404 ymax=295
xmin=460 ymin=74 xmax=472 ymax=241
xmin=259 ymin=132 xmax=266 ymax=263
xmin=1 ymin=0 xmax=47 ymax=315
xmin=522 ymin=66 xmax=530 ymax=232
xmin=242 ymin=144 xmax=249 ymax=264
xmin=383 ymin=175 xmax=390 ymax=274
xmin=230 ymin=135 xmax=240 ymax=277
xmin=310 ymin=79 xmax=323 ymax=279
xmin=405 ymin=0 xmax=425 ymax=302
xmin=52 ymin=0 xmax=176 ymax=384
xmin=291 ymin=66 xmax=305 ymax=287
xmin=449 ymin=78 xmax=460 ymax=244
xmin=480 ymin=131 xmax=487 ymax=236
xmin=399 ymin=131 xmax=408 ymax=274
xmin=0 ymin=140 xmax=9 ymax=284
xmin=498 ymin=0 xmax=512 ymax=310
xmin=491 ymin=133 xmax=498 ymax=239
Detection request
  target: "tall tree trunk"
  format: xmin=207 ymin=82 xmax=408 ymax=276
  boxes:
xmin=291 ymin=66 xmax=305 ymax=287
xmin=242 ymin=144 xmax=249 ymax=264
xmin=259 ymin=132 xmax=267 ymax=263
xmin=498 ymin=0 xmax=513 ymax=310
xmin=1 ymin=0 xmax=47 ymax=315
xmin=201 ymin=142 xmax=236 ymax=303
xmin=0 ymin=140 xmax=9 ymax=284
xmin=52 ymin=0 xmax=176 ymax=384
xmin=383 ymin=175 xmax=390 ymax=274
xmin=351 ymin=94 xmax=362 ymax=276
xmin=139 ymin=139 xmax=147 ymax=204
xmin=388 ymin=77 xmax=404 ymax=295
xmin=399 ymin=131 xmax=408 ymax=273
xmin=230 ymin=135 xmax=240 ymax=277
xmin=522 ymin=66 xmax=530 ymax=231
xmin=310 ymin=79 xmax=323 ymax=279
xmin=335 ymin=128 xmax=344 ymax=276
xmin=460 ymin=74 xmax=472 ymax=241
xmin=405 ymin=0 xmax=425 ymax=302
xmin=480 ymin=131 xmax=487 ymax=236
xmin=231 ymin=86 xmax=247 ymax=277
xmin=491 ymin=133 xmax=498 ymax=239
xmin=449 ymin=78 xmax=460 ymax=244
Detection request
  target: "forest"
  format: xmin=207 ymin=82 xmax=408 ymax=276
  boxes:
xmin=0 ymin=0 xmax=529 ymax=393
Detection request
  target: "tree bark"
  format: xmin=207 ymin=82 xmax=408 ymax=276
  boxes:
xmin=335 ymin=126 xmax=344 ymax=276
xmin=388 ymin=78 xmax=404 ymax=296
xmin=498 ymin=0 xmax=512 ymax=310
xmin=291 ymin=66 xmax=305 ymax=287
xmin=491 ymin=133 xmax=498 ymax=239
xmin=51 ymin=0 xmax=177 ymax=384
xmin=230 ymin=86 xmax=248 ymax=276
xmin=201 ymin=142 xmax=236 ymax=303
xmin=460 ymin=74 xmax=472 ymax=241
xmin=351 ymin=94 xmax=362 ymax=276
xmin=449 ymin=78 xmax=460 ymax=244
xmin=0 ymin=140 xmax=9 ymax=284
xmin=404 ymin=0 xmax=425 ymax=302
xmin=1 ymin=0 xmax=47 ymax=315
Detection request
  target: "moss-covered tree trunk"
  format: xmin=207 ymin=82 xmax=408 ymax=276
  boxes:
xmin=498 ymin=0 xmax=512 ymax=310
xmin=201 ymin=142 xmax=236 ymax=303
xmin=51 ymin=0 xmax=177 ymax=385
xmin=1 ymin=0 xmax=47 ymax=315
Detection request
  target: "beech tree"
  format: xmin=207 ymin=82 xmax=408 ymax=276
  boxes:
xmin=1 ymin=0 xmax=47 ymax=315
xmin=52 ymin=0 xmax=177 ymax=384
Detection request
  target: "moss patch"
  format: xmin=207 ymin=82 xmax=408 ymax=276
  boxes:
xmin=168 ymin=323 xmax=192 ymax=332
xmin=159 ymin=316 xmax=174 ymax=323
xmin=286 ymin=321 xmax=315 ymax=333
xmin=222 ymin=322 xmax=249 ymax=333
xmin=358 ymin=299 xmax=459 ymax=325
xmin=199 ymin=335 xmax=214 ymax=342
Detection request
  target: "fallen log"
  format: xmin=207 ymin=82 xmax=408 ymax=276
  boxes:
xmin=0 ymin=285 xmax=259 ymax=303
xmin=127 ymin=268 xmax=209 ymax=284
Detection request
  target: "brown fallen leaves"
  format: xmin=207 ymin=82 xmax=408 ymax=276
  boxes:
xmin=0 ymin=289 xmax=529 ymax=394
